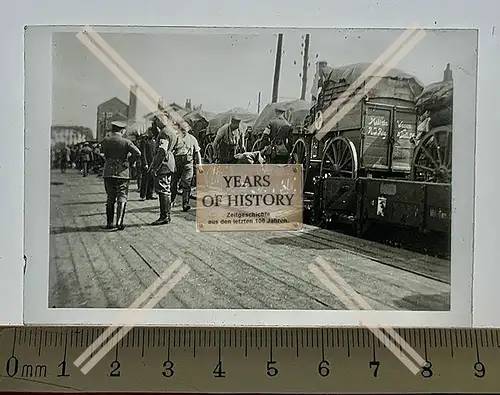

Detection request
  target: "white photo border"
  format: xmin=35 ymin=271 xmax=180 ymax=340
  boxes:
xmin=23 ymin=22 xmax=475 ymax=327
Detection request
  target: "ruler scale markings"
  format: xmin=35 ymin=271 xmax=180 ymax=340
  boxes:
xmin=193 ymin=330 xmax=197 ymax=358
xmin=37 ymin=330 xmax=42 ymax=357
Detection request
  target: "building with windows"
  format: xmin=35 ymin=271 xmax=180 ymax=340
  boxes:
xmin=96 ymin=97 xmax=129 ymax=141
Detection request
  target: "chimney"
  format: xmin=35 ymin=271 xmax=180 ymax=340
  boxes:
xmin=443 ymin=63 xmax=453 ymax=82
xmin=185 ymin=98 xmax=192 ymax=111
xmin=128 ymin=84 xmax=138 ymax=124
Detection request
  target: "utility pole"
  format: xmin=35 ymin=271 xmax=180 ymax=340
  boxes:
xmin=257 ymin=92 xmax=261 ymax=113
xmin=271 ymin=33 xmax=283 ymax=103
xmin=300 ymin=34 xmax=310 ymax=100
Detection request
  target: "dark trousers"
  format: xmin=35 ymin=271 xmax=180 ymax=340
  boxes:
xmin=171 ymin=155 xmax=194 ymax=206
xmin=104 ymin=178 xmax=130 ymax=204
xmin=140 ymin=168 xmax=154 ymax=199
xmin=82 ymin=161 xmax=89 ymax=177
xmin=60 ymin=160 xmax=67 ymax=173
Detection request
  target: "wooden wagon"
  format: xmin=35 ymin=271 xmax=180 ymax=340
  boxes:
xmin=289 ymin=63 xmax=452 ymax=237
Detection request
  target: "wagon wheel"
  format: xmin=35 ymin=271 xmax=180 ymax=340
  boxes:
xmin=287 ymin=138 xmax=310 ymax=189
xmin=203 ymin=143 xmax=216 ymax=164
xmin=411 ymin=126 xmax=452 ymax=183
xmin=320 ymin=136 xmax=358 ymax=179
xmin=251 ymin=138 xmax=262 ymax=152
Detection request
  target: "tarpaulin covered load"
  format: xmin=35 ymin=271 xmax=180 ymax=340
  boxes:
xmin=321 ymin=62 xmax=424 ymax=103
xmin=253 ymin=99 xmax=311 ymax=136
xmin=183 ymin=109 xmax=217 ymax=125
xmin=416 ymin=80 xmax=453 ymax=127
xmin=207 ymin=107 xmax=258 ymax=135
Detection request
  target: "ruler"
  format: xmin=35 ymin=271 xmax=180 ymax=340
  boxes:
xmin=0 ymin=327 xmax=499 ymax=393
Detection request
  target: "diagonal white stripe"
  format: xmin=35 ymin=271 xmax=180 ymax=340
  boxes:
xmin=309 ymin=262 xmax=421 ymax=374
xmin=76 ymin=31 xmax=181 ymax=137
xmin=311 ymin=26 xmax=419 ymax=137
xmin=80 ymin=265 xmax=191 ymax=375
xmin=74 ymin=258 xmax=184 ymax=368
xmin=81 ymin=26 xmax=191 ymax=133
xmin=315 ymin=29 xmax=426 ymax=140
xmin=313 ymin=257 xmax=426 ymax=368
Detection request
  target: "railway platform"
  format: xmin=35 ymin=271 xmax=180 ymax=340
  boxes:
xmin=49 ymin=170 xmax=451 ymax=311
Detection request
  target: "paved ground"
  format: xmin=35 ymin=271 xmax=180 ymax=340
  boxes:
xmin=49 ymin=169 xmax=451 ymax=311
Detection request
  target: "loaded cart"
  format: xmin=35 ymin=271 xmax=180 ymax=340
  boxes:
xmin=291 ymin=63 xmax=452 ymax=238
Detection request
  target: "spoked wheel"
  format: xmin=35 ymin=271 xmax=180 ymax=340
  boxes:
xmin=203 ymin=143 xmax=216 ymax=164
xmin=288 ymin=138 xmax=310 ymax=183
xmin=411 ymin=126 xmax=452 ymax=183
xmin=251 ymin=138 xmax=262 ymax=152
xmin=319 ymin=136 xmax=360 ymax=234
xmin=320 ymin=136 xmax=358 ymax=179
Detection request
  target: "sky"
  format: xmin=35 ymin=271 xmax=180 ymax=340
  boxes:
xmin=51 ymin=28 xmax=477 ymax=136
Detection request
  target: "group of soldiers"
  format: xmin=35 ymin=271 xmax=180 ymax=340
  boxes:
xmin=212 ymin=105 xmax=293 ymax=165
xmin=89 ymin=104 xmax=294 ymax=231
xmin=56 ymin=141 xmax=104 ymax=177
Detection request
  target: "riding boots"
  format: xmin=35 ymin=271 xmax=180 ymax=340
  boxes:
xmin=116 ymin=202 xmax=127 ymax=231
xmin=151 ymin=194 xmax=171 ymax=225
xmin=105 ymin=202 xmax=115 ymax=229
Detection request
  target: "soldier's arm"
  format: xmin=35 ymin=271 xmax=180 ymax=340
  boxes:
xmin=193 ymin=137 xmax=202 ymax=165
xmin=128 ymin=140 xmax=142 ymax=160
xmin=149 ymin=137 xmax=169 ymax=174
xmin=213 ymin=127 xmax=224 ymax=147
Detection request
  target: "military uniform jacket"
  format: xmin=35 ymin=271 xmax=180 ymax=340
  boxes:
xmin=101 ymin=134 xmax=141 ymax=179
xmin=151 ymin=127 xmax=185 ymax=175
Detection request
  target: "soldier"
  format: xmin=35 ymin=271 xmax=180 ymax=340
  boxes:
xmin=101 ymin=120 xmax=141 ymax=230
xmin=213 ymin=116 xmax=241 ymax=164
xmin=60 ymin=144 xmax=71 ymax=173
xmin=261 ymin=106 xmax=293 ymax=164
xmin=80 ymin=142 xmax=93 ymax=177
xmin=172 ymin=129 xmax=202 ymax=212
xmin=139 ymin=126 xmax=157 ymax=200
xmin=149 ymin=116 xmax=185 ymax=225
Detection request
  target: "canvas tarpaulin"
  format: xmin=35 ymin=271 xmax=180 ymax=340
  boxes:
xmin=322 ymin=63 xmax=424 ymax=102
xmin=207 ymin=107 xmax=258 ymax=135
xmin=253 ymin=99 xmax=311 ymax=136
xmin=416 ymin=80 xmax=453 ymax=127
xmin=183 ymin=109 xmax=217 ymax=125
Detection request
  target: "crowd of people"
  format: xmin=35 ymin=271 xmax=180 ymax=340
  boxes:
xmin=54 ymin=105 xmax=294 ymax=231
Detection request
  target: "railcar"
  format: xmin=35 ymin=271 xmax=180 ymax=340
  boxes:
xmin=287 ymin=63 xmax=452 ymax=238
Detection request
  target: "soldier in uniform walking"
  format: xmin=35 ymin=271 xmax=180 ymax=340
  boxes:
xmin=101 ymin=121 xmax=141 ymax=230
xmin=171 ymin=129 xmax=202 ymax=212
xmin=149 ymin=116 xmax=185 ymax=225
xmin=261 ymin=106 xmax=293 ymax=164
xmin=213 ymin=116 xmax=242 ymax=164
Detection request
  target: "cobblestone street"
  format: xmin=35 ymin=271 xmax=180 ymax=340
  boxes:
xmin=49 ymin=169 xmax=451 ymax=311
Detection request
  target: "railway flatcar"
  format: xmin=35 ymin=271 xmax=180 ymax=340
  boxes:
xmin=289 ymin=63 xmax=453 ymax=240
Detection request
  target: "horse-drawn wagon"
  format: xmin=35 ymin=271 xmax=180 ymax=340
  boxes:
xmin=289 ymin=63 xmax=453 ymax=238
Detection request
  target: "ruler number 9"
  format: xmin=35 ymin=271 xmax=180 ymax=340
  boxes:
xmin=474 ymin=361 xmax=486 ymax=378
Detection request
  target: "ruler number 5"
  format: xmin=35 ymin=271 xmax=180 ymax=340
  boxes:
xmin=267 ymin=361 xmax=278 ymax=377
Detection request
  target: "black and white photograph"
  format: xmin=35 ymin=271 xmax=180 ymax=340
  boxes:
xmin=23 ymin=25 xmax=477 ymax=325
